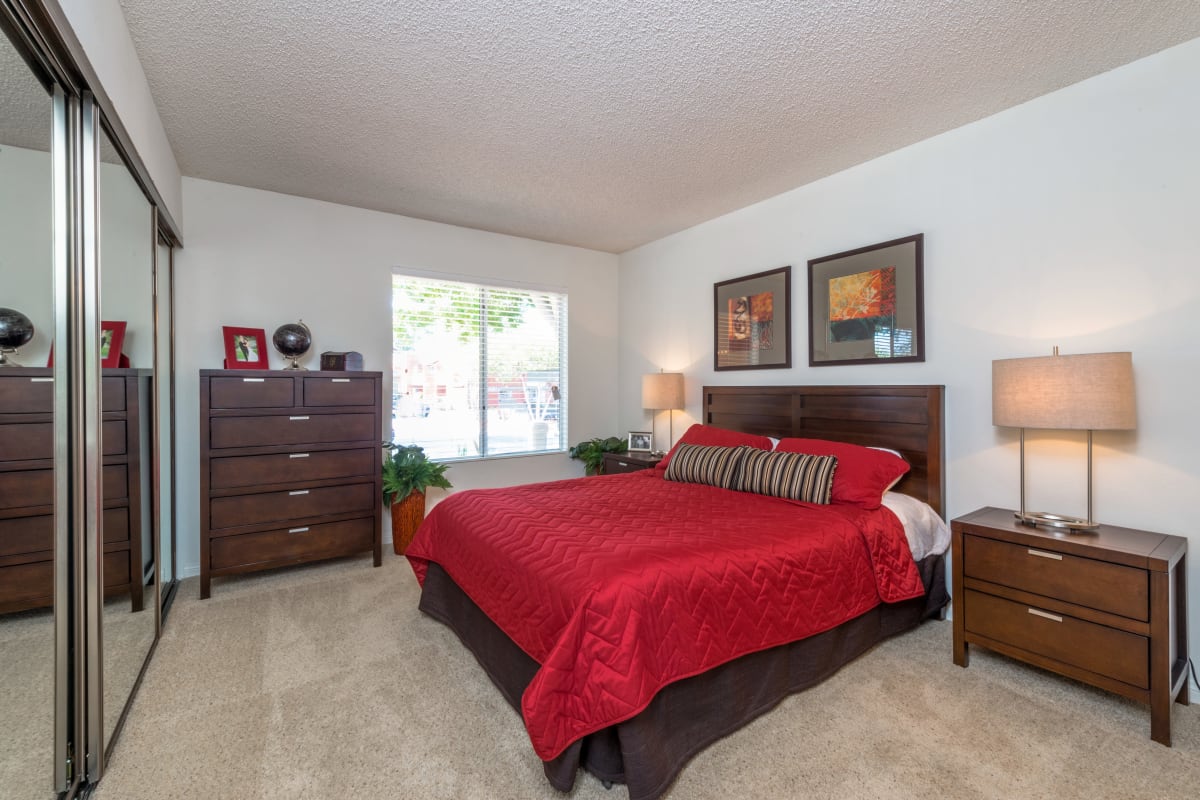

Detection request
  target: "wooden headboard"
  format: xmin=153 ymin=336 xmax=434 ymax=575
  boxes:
xmin=702 ymin=385 xmax=945 ymax=517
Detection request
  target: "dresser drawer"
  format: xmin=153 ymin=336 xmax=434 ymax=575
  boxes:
xmin=210 ymin=447 xmax=376 ymax=489
xmin=103 ymin=549 xmax=131 ymax=588
xmin=963 ymin=534 xmax=1148 ymax=621
xmin=0 ymin=560 xmax=53 ymax=608
xmin=210 ymin=413 xmax=375 ymax=449
xmin=104 ymin=507 xmax=130 ymax=544
xmin=209 ymin=482 xmax=374 ymax=529
xmin=965 ymin=589 xmax=1148 ymax=688
xmin=302 ymin=376 xmax=376 ymax=407
xmin=0 ymin=513 xmax=53 ymax=557
xmin=209 ymin=517 xmax=374 ymax=571
xmin=102 ymin=376 xmax=126 ymax=411
xmin=210 ymin=376 xmax=296 ymax=409
xmin=0 ymin=419 xmax=124 ymax=462
xmin=0 ymin=374 xmax=54 ymax=413
xmin=0 ymin=470 xmax=52 ymax=510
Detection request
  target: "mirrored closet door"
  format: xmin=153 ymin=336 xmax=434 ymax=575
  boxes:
xmin=0 ymin=21 xmax=68 ymax=800
xmin=96 ymin=124 xmax=158 ymax=757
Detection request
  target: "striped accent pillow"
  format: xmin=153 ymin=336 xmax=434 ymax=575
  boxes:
xmin=663 ymin=444 xmax=747 ymax=490
xmin=737 ymin=449 xmax=838 ymax=504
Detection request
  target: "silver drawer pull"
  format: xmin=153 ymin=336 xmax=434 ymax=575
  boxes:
xmin=288 ymin=490 xmax=309 ymax=496
xmin=617 ymin=461 xmax=628 ymax=467
xmin=1028 ymin=608 xmax=1063 ymax=623
xmin=331 ymin=378 xmax=350 ymax=383
xmin=1027 ymin=548 xmax=1062 ymax=561
xmin=31 ymin=377 xmax=54 ymax=383
xmin=289 ymin=415 xmax=309 ymax=421
xmin=288 ymin=527 xmax=309 ymax=534
xmin=242 ymin=378 xmax=265 ymax=382
xmin=289 ymin=453 xmax=310 ymax=459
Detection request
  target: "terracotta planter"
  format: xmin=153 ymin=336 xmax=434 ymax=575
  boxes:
xmin=390 ymin=490 xmax=427 ymax=555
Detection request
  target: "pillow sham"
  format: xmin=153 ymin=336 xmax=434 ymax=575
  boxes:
xmin=663 ymin=444 xmax=747 ymax=490
xmin=737 ymin=449 xmax=837 ymax=504
xmin=657 ymin=423 xmax=773 ymax=471
xmin=774 ymin=437 xmax=908 ymax=509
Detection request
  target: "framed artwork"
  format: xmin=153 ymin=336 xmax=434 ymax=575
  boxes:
xmin=713 ymin=266 xmax=791 ymax=371
xmin=627 ymin=431 xmax=652 ymax=452
xmin=222 ymin=326 xmax=269 ymax=369
xmin=807 ymin=234 xmax=924 ymax=367
xmin=100 ymin=320 xmax=127 ymax=368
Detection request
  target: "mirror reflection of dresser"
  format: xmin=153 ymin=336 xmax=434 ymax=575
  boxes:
xmin=0 ymin=369 xmax=151 ymax=615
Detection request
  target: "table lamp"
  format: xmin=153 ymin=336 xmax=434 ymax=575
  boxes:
xmin=642 ymin=372 xmax=685 ymax=455
xmin=992 ymin=348 xmax=1135 ymax=531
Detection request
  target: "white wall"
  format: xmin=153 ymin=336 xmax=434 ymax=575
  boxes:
xmin=0 ymin=145 xmax=154 ymax=367
xmin=174 ymin=179 xmax=620 ymax=576
xmin=55 ymin=0 xmax=184 ymax=230
xmin=619 ymin=39 xmax=1200 ymax=661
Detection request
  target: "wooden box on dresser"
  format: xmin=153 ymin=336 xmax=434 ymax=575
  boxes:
xmin=952 ymin=506 xmax=1189 ymax=745
xmin=199 ymin=370 xmax=383 ymax=598
xmin=0 ymin=367 xmax=148 ymax=613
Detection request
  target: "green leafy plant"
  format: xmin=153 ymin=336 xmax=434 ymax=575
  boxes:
xmin=568 ymin=436 xmax=628 ymax=476
xmin=382 ymin=443 xmax=453 ymax=504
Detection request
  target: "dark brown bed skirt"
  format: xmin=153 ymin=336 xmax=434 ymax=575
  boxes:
xmin=418 ymin=553 xmax=948 ymax=800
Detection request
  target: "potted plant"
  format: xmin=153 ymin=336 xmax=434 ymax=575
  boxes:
xmin=383 ymin=443 xmax=452 ymax=555
xmin=568 ymin=436 xmax=628 ymax=476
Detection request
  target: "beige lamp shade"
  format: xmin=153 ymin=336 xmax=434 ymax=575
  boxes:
xmin=992 ymin=351 xmax=1136 ymax=430
xmin=642 ymin=372 xmax=685 ymax=410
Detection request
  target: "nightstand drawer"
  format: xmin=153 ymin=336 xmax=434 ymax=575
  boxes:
xmin=965 ymin=590 xmax=1148 ymax=688
xmin=963 ymin=534 xmax=1148 ymax=621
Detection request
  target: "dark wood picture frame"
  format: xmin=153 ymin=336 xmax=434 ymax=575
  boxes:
xmin=100 ymin=320 xmax=127 ymax=368
xmin=807 ymin=234 xmax=924 ymax=367
xmin=713 ymin=266 xmax=792 ymax=371
xmin=222 ymin=325 xmax=269 ymax=370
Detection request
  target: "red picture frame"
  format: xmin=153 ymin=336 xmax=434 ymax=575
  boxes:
xmin=222 ymin=326 xmax=269 ymax=369
xmin=100 ymin=320 xmax=127 ymax=368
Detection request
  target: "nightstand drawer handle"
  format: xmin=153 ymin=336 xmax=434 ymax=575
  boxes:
xmin=289 ymin=415 xmax=309 ymax=421
xmin=289 ymin=453 xmax=310 ymax=459
xmin=242 ymin=378 xmax=264 ymax=382
xmin=617 ymin=461 xmax=629 ymax=467
xmin=1028 ymin=608 xmax=1063 ymax=623
xmin=1027 ymin=548 xmax=1062 ymax=561
xmin=288 ymin=490 xmax=309 ymax=496
xmin=288 ymin=527 xmax=309 ymax=534
xmin=331 ymin=378 xmax=350 ymax=383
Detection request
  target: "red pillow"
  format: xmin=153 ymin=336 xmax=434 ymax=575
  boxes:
xmin=656 ymin=424 xmax=773 ymax=472
xmin=774 ymin=438 xmax=909 ymax=509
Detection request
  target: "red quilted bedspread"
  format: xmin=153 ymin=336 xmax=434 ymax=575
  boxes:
xmin=406 ymin=471 xmax=924 ymax=761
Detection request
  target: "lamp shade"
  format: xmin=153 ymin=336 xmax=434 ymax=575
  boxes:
xmin=642 ymin=372 xmax=685 ymax=410
xmin=992 ymin=351 xmax=1135 ymax=430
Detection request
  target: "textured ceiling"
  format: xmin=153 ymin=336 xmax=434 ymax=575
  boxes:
xmin=113 ymin=1 xmax=1200 ymax=253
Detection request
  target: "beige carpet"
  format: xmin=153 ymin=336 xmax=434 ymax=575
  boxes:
xmin=94 ymin=554 xmax=1199 ymax=800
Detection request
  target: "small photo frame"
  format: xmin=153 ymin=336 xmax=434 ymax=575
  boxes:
xmin=714 ymin=266 xmax=792 ymax=371
xmin=807 ymin=234 xmax=924 ymax=367
xmin=222 ymin=326 xmax=269 ymax=369
xmin=628 ymin=431 xmax=653 ymax=452
xmin=100 ymin=321 xmax=127 ymax=368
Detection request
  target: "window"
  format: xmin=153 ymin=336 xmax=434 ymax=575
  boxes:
xmin=392 ymin=273 xmax=568 ymax=460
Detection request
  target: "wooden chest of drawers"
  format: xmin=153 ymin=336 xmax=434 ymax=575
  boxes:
xmin=199 ymin=370 xmax=383 ymax=598
xmin=951 ymin=506 xmax=1189 ymax=745
xmin=0 ymin=368 xmax=148 ymax=614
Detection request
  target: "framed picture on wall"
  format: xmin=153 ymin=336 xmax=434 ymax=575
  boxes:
xmin=100 ymin=320 xmax=127 ymax=368
xmin=807 ymin=234 xmax=924 ymax=367
xmin=222 ymin=326 xmax=268 ymax=369
xmin=713 ymin=266 xmax=791 ymax=371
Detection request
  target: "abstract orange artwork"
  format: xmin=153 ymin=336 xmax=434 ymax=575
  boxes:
xmin=828 ymin=266 xmax=896 ymax=322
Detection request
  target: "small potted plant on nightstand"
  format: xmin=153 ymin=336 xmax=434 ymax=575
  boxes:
xmin=382 ymin=443 xmax=452 ymax=555
xmin=568 ymin=436 xmax=628 ymax=476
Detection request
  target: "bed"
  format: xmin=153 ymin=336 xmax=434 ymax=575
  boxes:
xmin=406 ymin=385 xmax=948 ymax=799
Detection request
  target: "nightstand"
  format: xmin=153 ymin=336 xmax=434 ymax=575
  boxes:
xmin=951 ymin=506 xmax=1189 ymax=745
xmin=602 ymin=451 xmax=662 ymax=474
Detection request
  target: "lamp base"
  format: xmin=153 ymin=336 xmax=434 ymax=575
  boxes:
xmin=1014 ymin=510 xmax=1099 ymax=532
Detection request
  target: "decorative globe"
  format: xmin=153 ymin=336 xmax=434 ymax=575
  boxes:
xmin=0 ymin=307 xmax=34 ymax=349
xmin=272 ymin=321 xmax=312 ymax=370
